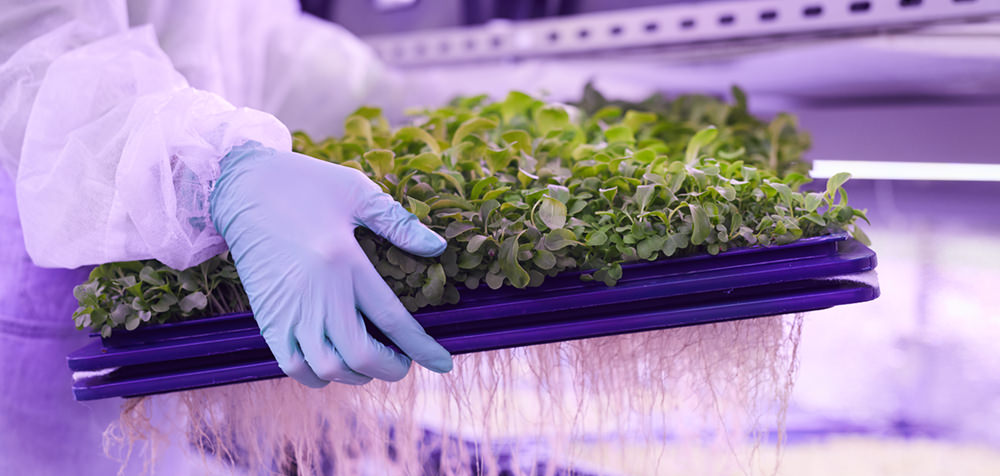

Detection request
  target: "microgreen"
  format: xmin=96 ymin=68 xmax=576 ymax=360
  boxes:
xmin=73 ymin=86 xmax=868 ymax=335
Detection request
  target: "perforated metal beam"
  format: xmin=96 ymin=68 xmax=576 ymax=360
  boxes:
xmin=363 ymin=0 xmax=1000 ymax=66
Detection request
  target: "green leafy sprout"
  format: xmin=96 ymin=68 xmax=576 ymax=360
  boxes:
xmin=72 ymin=86 xmax=869 ymax=336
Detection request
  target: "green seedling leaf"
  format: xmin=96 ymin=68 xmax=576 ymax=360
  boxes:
xmin=376 ymin=261 xmax=406 ymax=280
xmin=718 ymin=147 xmax=746 ymax=160
xmin=546 ymin=184 xmax=571 ymax=204
xmin=422 ymin=264 xmax=446 ymax=301
xmin=517 ymin=168 xmax=539 ymax=188
xmin=637 ymin=235 xmax=665 ymax=260
xmin=572 ymin=144 xmax=600 ymax=160
xmin=457 ymin=252 xmax=483 ymax=269
xmin=623 ymin=110 xmax=657 ymax=131
xmin=599 ymin=187 xmax=618 ymax=203
xmin=407 ymin=152 xmax=443 ymax=172
xmin=432 ymin=171 xmax=466 ymax=196
xmin=784 ymin=172 xmax=811 ymax=190
xmin=634 ymin=184 xmax=657 ymax=211
xmin=177 ymin=272 xmax=199 ymax=292
xmin=470 ymin=176 xmax=498 ymax=201
xmin=591 ymin=105 xmax=621 ymax=122
xmin=826 ymin=172 xmax=851 ymax=202
xmin=485 ymin=271 xmax=505 ymax=290
xmin=479 ymin=199 xmax=500 ymax=227
xmin=802 ymin=213 xmax=826 ymax=226
xmin=689 ymin=203 xmax=712 ymax=245
xmin=125 ymin=314 xmax=141 ymax=331
xmin=608 ymin=263 xmax=623 ymax=281
xmin=125 ymin=282 xmax=143 ymax=299
xmin=151 ymin=294 xmax=177 ymax=313
xmin=536 ymin=106 xmax=571 ymax=134
xmin=853 ymin=208 xmax=871 ymax=225
xmin=351 ymin=106 xmax=384 ymax=121
xmin=466 ymin=235 xmax=490 ymax=253
xmin=484 ymin=144 xmax=515 ymax=173
xmin=501 ymin=91 xmax=536 ymax=123
xmin=363 ymin=149 xmax=395 ymax=179
xmin=344 ymin=116 xmax=373 ymax=145
xmin=482 ymin=187 xmax=510 ymax=201
xmin=502 ymin=130 xmax=534 ymax=156
xmin=685 ymin=126 xmax=718 ymax=164
xmin=407 ymin=197 xmax=431 ymax=220
xmin=544 ymin=229 xmax=578 ymax=251
xmin=139 ymin=266 xmax=164 ymax=286
xmin=179 ymin=292 xmax=208 ymax=313
xmin=532 ymin=248 xmax=557 ymax=270
xmin=539 ymin=197 xmax=567 ymax=230
xmin=633 ymin=148 xmax=656 ymax=164
xmin=452 ymin=117 xmax=497 ymax=145
xmin=604 ymin=125 xmax=634 ymax=144
xmin=73 ymin=281 xmax=98 ymax=302
xmin=430 ymin=195 xmax=474 ymax=211
xmin=444 ymin=222 xmax=476 ymax=239
xmin=394 ymin=126 xmax=441 ymax=154
xmin=568 ymin=199 xmax=588 ymax=215
xmin=768 ymin=182 xmax=793 ymax=207
xmin=586 ymin=229 xmax=609 ymax=246
xmin=499 ymin=235 xmax=530 ymax=288
xmin=109 ymin=303 xmax=129 ymax=325
xmin=804 ymin=192 xmax=823 ymax=212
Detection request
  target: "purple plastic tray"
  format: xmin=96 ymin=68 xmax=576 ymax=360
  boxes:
xmin=69 ymin=234 xmax=862 ymax=371
xmin=70 ymin=235 xmax=879 ymax=400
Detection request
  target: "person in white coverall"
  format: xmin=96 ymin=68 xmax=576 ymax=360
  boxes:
xmin=0 ymin=1 xmax=460 ymax=473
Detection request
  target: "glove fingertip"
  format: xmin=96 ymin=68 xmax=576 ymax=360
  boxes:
xmin=418 ymin=350 xmax=454 ymax=374
xmin=422 ymin=231 xmax=448 ymax=257
xmin=298 ymin=377 xmax=331 ymax=389
xmin=402 ymin=226 xmax=448 ymax=258
xmin=431 ymin=356 xmax=454 ymax=373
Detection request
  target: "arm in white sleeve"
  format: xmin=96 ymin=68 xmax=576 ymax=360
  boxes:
xmin=0 ymin=1 xmax=291 ymax=269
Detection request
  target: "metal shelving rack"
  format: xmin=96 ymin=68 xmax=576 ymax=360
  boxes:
xmin=363 ymin=0 xmax=1000 ymax=66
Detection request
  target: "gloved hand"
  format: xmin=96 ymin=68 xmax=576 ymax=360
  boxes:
xmin=209 ymin=141 xmax=453 ymax=387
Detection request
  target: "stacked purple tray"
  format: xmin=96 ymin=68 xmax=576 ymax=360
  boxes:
xmin=68 ymin=234 xmax=878 ymax=400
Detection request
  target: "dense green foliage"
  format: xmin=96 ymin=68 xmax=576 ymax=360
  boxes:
xmin=72 ymin=257 xmax=248 ymax=336
xmin=73 ymin=87 xmax=868 ymax=336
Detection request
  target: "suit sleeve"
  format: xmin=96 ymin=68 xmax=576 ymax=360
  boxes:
xmin=0 ymin=0 xmax=291 ymax=269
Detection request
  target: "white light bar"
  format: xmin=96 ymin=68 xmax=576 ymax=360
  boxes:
xmin=364 ymin=0 xmax=1000 ymax=66
xmin=811 ymin=160 xmax=1000 ymax=182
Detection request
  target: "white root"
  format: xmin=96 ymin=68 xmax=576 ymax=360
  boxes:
xmin=109 ymin=314 xmax=803 ymax=476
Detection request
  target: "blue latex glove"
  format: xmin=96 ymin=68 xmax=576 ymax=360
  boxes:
xmin=209 ymin=142 xmax=453 ymax=387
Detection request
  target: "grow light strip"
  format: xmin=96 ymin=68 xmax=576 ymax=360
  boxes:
xmin=811 ymin=160 xmax=1000 ymax=182
xmin=364 ymin=0 xmax=1000 ymax=66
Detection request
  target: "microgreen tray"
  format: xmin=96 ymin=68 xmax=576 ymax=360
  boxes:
xmin=70 ymin=235 xmax=878 ymax=400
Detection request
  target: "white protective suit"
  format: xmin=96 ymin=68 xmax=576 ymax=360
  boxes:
xmin=0 ymin=1 xmax=425 ymax=473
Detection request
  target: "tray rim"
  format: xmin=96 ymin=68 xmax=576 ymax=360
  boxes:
xmin=72 ymin=279 xmax=878 ymax=401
